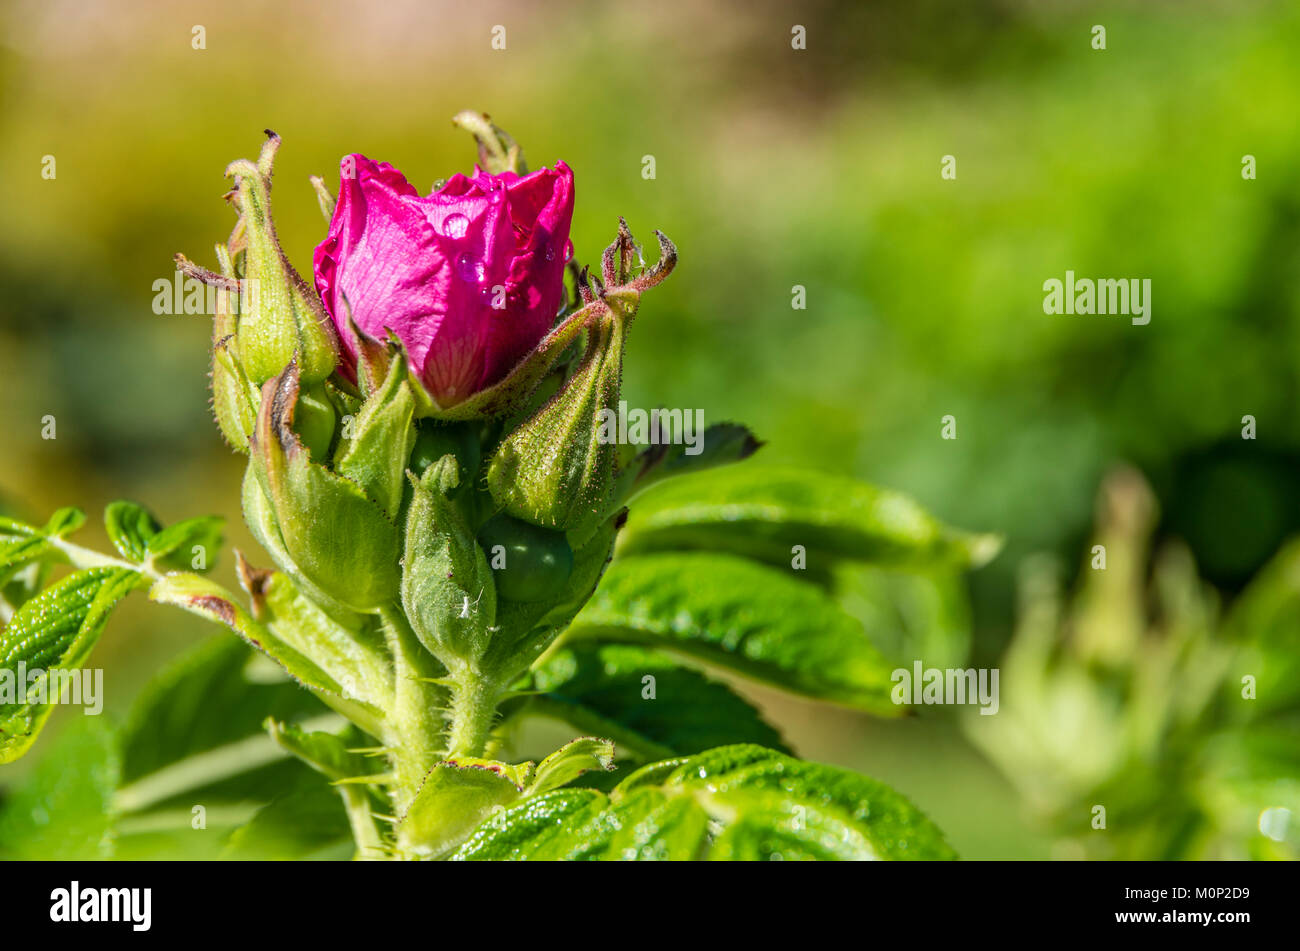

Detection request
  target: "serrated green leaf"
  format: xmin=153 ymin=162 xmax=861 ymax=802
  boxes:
xmin=619 ymin=466 xmax=1000 ymax=570
xmin=663 ymin=745 xmax=956 ymax=860
xmin=523 ymin=643 xmax=790 ymax=758
xmin=453 ymin=744 xmax=954 ymax=861
xmin=704 ymin=788 xmax=878 ymax=860
xmin=450 ymin=788 xmax=609 ymax=860
xmin=567 ymin=553 xmax=900 ymax=714
xmin=44 ymin=506 xmax=87 ymax=538
xmin=103 ymin=501 xmax=160 ymax=562
xmin=145 ymin=515 xmax=224 ymax=572
xmin=0 ymin=534 xmax=54 ymax=574
xmin=0 ymin=566 xmax=141 ymax=763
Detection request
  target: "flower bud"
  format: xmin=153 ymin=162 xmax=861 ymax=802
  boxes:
xmin=400 ymin=456 xmax=497 ymax=669
xmin=248 ymin=359 xmax=400 ymax=612
xmin=485 ymin=307 xmax=626 ymax=546
xmin=228 ymin=131 xmax=339 ymax=385
xmin=485 ymin=223 xmax=676 ymax=546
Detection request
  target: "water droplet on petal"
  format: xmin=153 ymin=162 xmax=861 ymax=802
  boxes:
xmin=442 ymin=213 xmax=469 ymax=239
xmin=456 ymin=252 xmax=485 ymax=283
xmin=563 ymin=239 xmax=574 ymax=262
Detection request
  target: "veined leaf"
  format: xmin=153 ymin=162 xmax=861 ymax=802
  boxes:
xmin=104 ymin=501 xmax=161 ymax=562
xmin=665 ymin=745 xmax=956 ymax=860
xmin=452 ymin=744 xmax=955 ymax=861
xmin=567 ymin=553 xmax=901 ymax=714
xmin=0 ymin=566 xmax=142 ymax=763
xmin=522 ymin=643 xmax=789 ymax=758
xmin=145 ymin=515 xmax=224 ymax=572
xmin=618 ymin=466 xmax=1000 ymax=570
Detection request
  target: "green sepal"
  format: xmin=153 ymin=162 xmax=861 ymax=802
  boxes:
xmin=400 ymin=458 xmax=497 ymax=669
xmin=334 ymin=346 xmax=417 ymax=519
xmin=225 ymin=132 xmax=338 ymax=385
xmin=237 ymin=553 xmax=389 ymax=712
xmin=486 ymin=307 xmax=629 ymax=545
xmin=211 ymin=334 xmax=259 ymax=454
xmin=248 ymin=361 xmax=401 ymax=612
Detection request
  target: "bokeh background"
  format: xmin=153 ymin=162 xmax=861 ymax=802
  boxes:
xmin=3 ymin=0 xmax=1298 ymax=859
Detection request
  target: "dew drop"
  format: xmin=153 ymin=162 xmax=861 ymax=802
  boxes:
xmin=442 ymin=213 xmax=470 ymax=239
xmin=563 ymin=239 xmax=574 ymax=262
xmin=455 ymin=252 xmax=485 ymax=283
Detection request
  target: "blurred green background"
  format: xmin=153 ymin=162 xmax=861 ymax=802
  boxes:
xmin=3 ymin=0 xmax=1298 ymax=859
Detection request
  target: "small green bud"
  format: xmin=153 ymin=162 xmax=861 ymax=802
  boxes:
xmin=485 ymin=308 xmax=628 ymax=546
xmin=476 ymin=513 xmax=573 ymax=603
xmin=227 ymin=132 xmax=338 ymax=385
xmin=401 ymin=457 xmax=498 ymax=669
xmin=409 ymin=420 xmax=481 ymax=490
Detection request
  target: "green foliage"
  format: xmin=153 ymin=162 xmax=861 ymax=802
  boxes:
xmin=518 ymin=643 xmax=789 ymax=759
xmin=619 ymin=466 xmax=1001 ymax=570
xmin=567 ymin=552 xmax=901 ymax=714
xmin=450 ymin=745 xmax=956 ymax=861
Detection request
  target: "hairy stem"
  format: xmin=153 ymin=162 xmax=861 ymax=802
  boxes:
xmin=445 ymin=670 xmax=502 ymax=759
xmin=376 ymin=603 xmax=445 ymax=812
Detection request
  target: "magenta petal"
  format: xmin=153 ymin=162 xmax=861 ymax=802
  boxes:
xmin=313 ymin=155 xmax=575 ymax=406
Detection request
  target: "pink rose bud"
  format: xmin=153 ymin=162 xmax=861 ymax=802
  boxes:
xmin=312 ymin=156 xmax=575 ymax=408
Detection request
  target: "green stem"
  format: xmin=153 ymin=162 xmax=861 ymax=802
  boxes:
xmin=445 ymin=671 xmax=502 ymax=759
xmin=339 ymin=786 xmax=385 ymax=861
xmin=49 ymin=536 xmax=163 ymax=580
xmin=376 ymin=603 xmax=446 ymax=812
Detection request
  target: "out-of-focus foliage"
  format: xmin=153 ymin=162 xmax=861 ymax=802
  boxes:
xmin=967 ymin=468 xmax=1300 ymax=859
